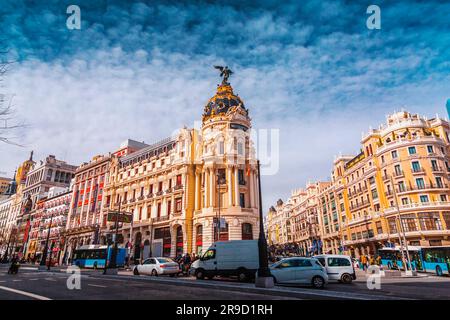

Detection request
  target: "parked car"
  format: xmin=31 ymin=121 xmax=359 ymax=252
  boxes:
xmin=269 ymin=257 xmax=328 ymax=289
xmin=133 ymin=257 xmax=180 ymax=276
xmin=190 ymin=240 xmax=259 ymax=281
xmin=314 ymin=254 xmax=356 ymax=284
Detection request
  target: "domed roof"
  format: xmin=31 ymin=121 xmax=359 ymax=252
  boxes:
xmin=202 ymin=83 xmax=248 ymax=121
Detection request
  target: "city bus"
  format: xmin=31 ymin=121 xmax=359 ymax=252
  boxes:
xmin=378 ymin=246 xmax=450 ymax=276
xmin=72 ymin=245 xmax=126 ymax=269
xmin=420 ymin=246 xmax=450 ymax=276
xmin=378 ymin=246 xmax=423 ymax=271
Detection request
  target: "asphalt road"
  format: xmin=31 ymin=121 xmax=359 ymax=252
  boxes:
xmin=0 ymin=265 xmax=449 ymax=300
xmin=0 ymin=265 xmax=296 ymax=300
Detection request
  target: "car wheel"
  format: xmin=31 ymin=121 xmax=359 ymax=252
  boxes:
xmin=195 ymin=269 xmax=205 ymax=280
xmin=151 ymin=269 xmax=158 ymax=277
xmin=312 ymin=276 xmax=325 ymax=289
xmin=133 ymin=268 xmax=139 ymax=276
xmin=341 ymin=273 xmax=353 ymax=284
xmin=237 ymin=268 xmax=248 ymax=282
xmin=436 ymin=266 xmax=443 ymax=277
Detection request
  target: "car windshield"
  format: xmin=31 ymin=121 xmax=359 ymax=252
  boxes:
xmin=157 ymin=258 xmax=174 ymax=263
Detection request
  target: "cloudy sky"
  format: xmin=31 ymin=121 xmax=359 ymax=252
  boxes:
xmin=1 ymin=0 xmax=449 ymax=211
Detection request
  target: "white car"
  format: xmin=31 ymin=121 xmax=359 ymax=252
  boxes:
xmin=269 ymin=257 xmax=329 ymax=289
xmin=314 ymin=254 xmax=356 ymax=284
xmin=133 ymin=257 xmax=180 ymax=276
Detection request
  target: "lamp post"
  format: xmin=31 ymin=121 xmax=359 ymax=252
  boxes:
xmin=104 ymin=198 xmax=121 ymax=275
xmin=255 ymin=160 xmax=274 ymax=288
xmin=39 ymin=210 xmax=54 ymax=270
xmin=390 ymin=175 xmax=416 ymax=276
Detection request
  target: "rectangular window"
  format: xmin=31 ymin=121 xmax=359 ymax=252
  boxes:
xmin=419 ymin=213 xmax=442 ymax=231
xmin=398 ymin=181 xmax=406 ymax=192
xmin=175 ymin=198 xmax=182 ymax=212
xmin=401 ymin=198 xmax=409 ymax=205
xmin=237 ymin=142 xmax=244 ymax=155
xmin=239 ymin=193 xmax=245 ymax=208
xmin=158 ymin=181 xmax=163 ymax=192
xmin=420 ymin=195 xmax=429 ymax=203
xmin=167 ymin=201 xmax=171 ymax=215
xmin=431 ymin=160 xmax=439 ymax=171
xmin=176 ymin=174 xmax=182 ymax=186
xmin=391 ymin=150 xmax=398 ymax=159
xmin=157 ymin=203 xmax=161 ymax=217
xmin=217 ymin=169 xmax=226 ymax=183
xmin=436 ymin=177 xmax=443 ymax=188
xmin=416 ymin=178 xmax=425 ymax=189
xmin=440 ymin=194 xmax=448 ymax=202
xmin=394 ymin=165 xmax=402 ymax=176
xmin=408 ymin=146 xmax=417 ymax=155
xmin=411 ymin=161 xmax=421 ymax=172
xmin=238 ymin=169 xmax=245 ymax=185
xmin=219 ymin=141 xmax=224 ymax=155
xmin=427 ymin=145 xmax=434 ymax=153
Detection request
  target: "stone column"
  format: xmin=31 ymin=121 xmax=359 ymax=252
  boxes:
xmin=194 ymin=172 xmax=200 ymax=211
xmin=249 ymin=168 xmax=254 ymax=208
xmin=234 ymin=167 xmax=239 ymax=206
xmin=209 ymin=168 xmax=215 ymax=208
xmin=227 ymin=166 xmax=233 ymax=207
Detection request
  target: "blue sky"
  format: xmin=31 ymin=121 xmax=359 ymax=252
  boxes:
xmin=1 ymin=0 xmax=449 ymax=210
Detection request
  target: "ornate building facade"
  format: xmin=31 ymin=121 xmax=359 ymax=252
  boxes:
xmin=102 ymin=72 xmax=260 ymax=260
xmin=267 ymin=111 xmax=450 ymax=258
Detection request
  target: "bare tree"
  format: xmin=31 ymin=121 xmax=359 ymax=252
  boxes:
xmin=0 ymin=46 xmax=25 ymax=146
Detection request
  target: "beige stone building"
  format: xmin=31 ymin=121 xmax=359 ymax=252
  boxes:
xmin=103 ymin=76 xmax=260 ymax=259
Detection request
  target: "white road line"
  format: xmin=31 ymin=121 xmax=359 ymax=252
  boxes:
xmin=45 ymin=278 xmax=56 ymax=282
xmin=29 ymin=279 xmax=38 ymax=281
xmin=12 ymin=280 xmax=22 ymax=282
xmin=87 ymin=284 xmax=107 ymax=288
xmin=0 ymin=286 xmax=51 ymax=300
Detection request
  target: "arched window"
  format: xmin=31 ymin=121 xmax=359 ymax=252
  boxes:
xmin=214 ymin=220 xmax=229 ymax=241
xmin=241 ymin=223 xmax=253 ymax=240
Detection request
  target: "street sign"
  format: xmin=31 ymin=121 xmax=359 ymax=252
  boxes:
xmin=107 ymin=211 xmax=133 ymax=224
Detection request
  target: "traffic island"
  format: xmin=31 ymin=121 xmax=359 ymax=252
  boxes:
xmin=255 ymin=276 xmax=274 ymax=288
xmin=103 ymin=268 xmax=118 ymax=275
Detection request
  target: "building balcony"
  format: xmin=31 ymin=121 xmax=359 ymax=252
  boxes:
xmin=173 ymin=184 xmax=183 ymax=191
xmin=147 ymin=193 xmax=154 ymax=199
xmin=165 ymin=188 xmax=172 ymax=194
xmin=155 ymin=191 xmax=164 ymax=196
xmin=151 ymin=215 xmax=170 ymax=223
xmin=383 ymin=201 xmax=450 ymax=215
xmin=411 ymin=168 xmax=425 ymax=174
xmin=137 ymin=195 xmax=144 ymax=201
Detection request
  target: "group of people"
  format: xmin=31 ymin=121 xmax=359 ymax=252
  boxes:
xmin=354 ymin=254 xmax=382 ymax=271
xmin=174 ymin=253 xmax=199 ymax=275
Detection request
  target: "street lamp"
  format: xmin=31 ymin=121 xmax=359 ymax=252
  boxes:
xmin=39 ymin=210 xmax=54 ymax=270
xmin=104 ymin=197 xmax=121 ymax=275
xmin=390 ymin=175 xmax=416 ymax=276
xmin=215 ymin=173 xmax=226 ymax=242
xmin=255 ymin=160 xmax=274 ymax=288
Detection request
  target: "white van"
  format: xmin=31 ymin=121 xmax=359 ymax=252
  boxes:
xmin=190 ymin=240 xmax=259 ymax=282
xmin=314 ymin=254 xmax=356 ymax=284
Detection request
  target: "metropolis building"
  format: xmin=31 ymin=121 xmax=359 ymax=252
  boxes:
xmin=102 ymin=71 xmax=260 ymax=259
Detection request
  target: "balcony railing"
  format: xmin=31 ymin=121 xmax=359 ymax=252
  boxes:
xmin=151 ymin=215 xmax=170 ymax=223
xmin=156 ymin=191 xmax=164 ymax=196
xmin=147 ymin=193 xmax=154 ymax=199
xmin=173 ymin=184 xmax=183 ymax=191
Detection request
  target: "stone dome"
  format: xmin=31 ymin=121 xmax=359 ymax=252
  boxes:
xmin=202 ymin=83 xmax=248 ymax=121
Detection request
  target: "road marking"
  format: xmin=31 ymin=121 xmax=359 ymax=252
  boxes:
xmin=0 ymin=286 xmax=52 ymax=300
xmin=29 ymin=279 xmax=38 ymax=281
xmin=87 ymin=284 xmax=107 ymax=288
xmin=12 ymin=280 xmax=22 ymax=282
xmin=45 ymin=278 xmax=56 ymax=282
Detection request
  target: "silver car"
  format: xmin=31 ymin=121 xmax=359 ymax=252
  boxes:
xmin=269 ymin=257 xmax=329 ymax=288
xmin=133 ymin=257 xmax=180 ymax=276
